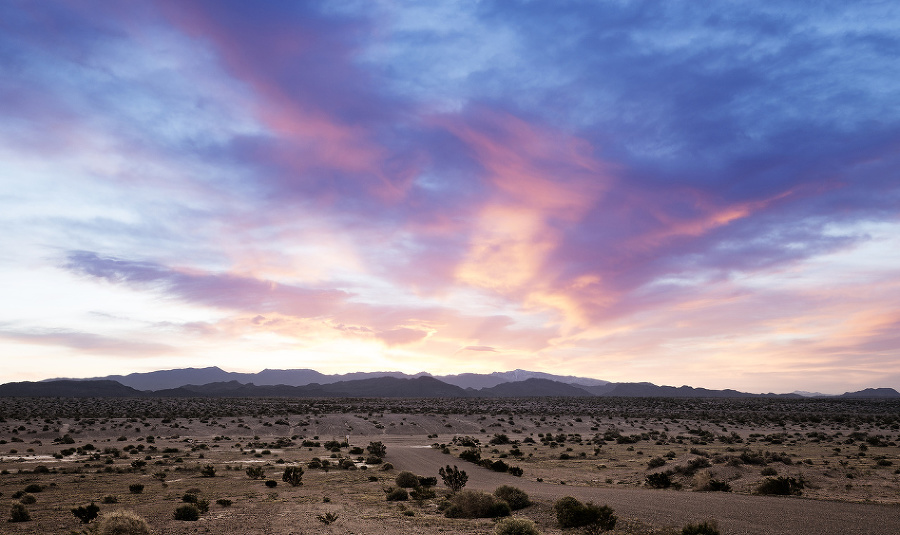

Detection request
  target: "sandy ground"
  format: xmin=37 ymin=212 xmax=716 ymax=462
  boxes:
xmin=384 ymin=436 xmax=900 ymax=535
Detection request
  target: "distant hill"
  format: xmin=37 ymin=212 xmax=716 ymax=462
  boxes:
xmin=46 ymin=366 xmax=608 ymax=392
xmin=838 ymin=387 xmax=900 ymax=398
xmin=0 ymin=379 xmax=142 ymax=397
xmin=7 ymin=369 xmax=896 ymax=399
xmin=478 ymin=378 xmax=594 ymax=397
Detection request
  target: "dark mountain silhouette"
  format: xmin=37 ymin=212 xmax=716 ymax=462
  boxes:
xmin=478 ymin=378 xmax=594 ymax=397
xmin=597 ymin=382 xmax=803 ymax=398
xmin=46 ymin=366 xmax=608 ymax=391
xmin=0 ymin=379 xmax=142 ymax=397
xmin=145 ymin=376 xmax=469 ymax=398
xmin=838 ymin=387 xmax=900 ymax=398
xmin=438 ymin=369 xmax=609 ymax=389
xmin=6 ymin=371 xmax=896 ymax=399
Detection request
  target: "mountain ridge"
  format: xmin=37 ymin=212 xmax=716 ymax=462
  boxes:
xmin=9 ymin=372 xmax=900 ymax=399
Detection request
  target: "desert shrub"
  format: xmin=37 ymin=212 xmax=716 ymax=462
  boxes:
xmin=246 ymin=466 xmax=265 ymax=479
xmin=488 ymin=459 xmax=509 ymax=472
xmin=418 ymin=475 xmax=438 ymax=487
xmin=19 ymin=493 xmax=36 ymax=504
xmin=439 ymin=464 xmax=468 ymax=492
xmin=760 ymin=466 xmax=778 ymax=476
xmin=410 ymin=486 xmax=436 ymax=501
xmin=647 ymin=457 xmax=667 ymax=469
xmin=494 ymin=485 xmax=531 ymax=510
xmin=23 ymin=483 xmax=42 ymax=493
xmin=9 ymin=502 xmax=31 ymax=522
xmin=508 ymin=465 xmax=524 ymax=477
xmin=129 ymin=483 xmax=144 ymax=494
xmin=317 ymin=512 xmax=339 ymax=525
xmin=97 ymin=510 xmax=151 ymax=535
xmin=757 ymin=476 xmax=803 ymax=495
xmin=265 ymin=479 xmax=278 ymax=488
xmin=216 ymin=498 xmax=232 ymax=507
xmin=102 ymin=494 xmax=119 ymax=504
xmin=173 ymin=504 xmax=200 ymax=521
xmin=395 ymin=471 xmax=420 ymax=488
xmin=367 ymin=441 xmax=387 ymax=459
xmin=199 ymin=464 xmax=216 ymax=477
xmin=681 ymin=520 xmax=720 ymax=535
xmin=307 ymin=459 xmax=322 ymax=469
xmin=459 ymin=448 xmax=481 ymax=463
xmin=72 ymin=502 xmax=100 ymax=523
xmin=282 ymin=466 xmax=304 ymax=486
xmin=495 ymin=517 xmax=540 ymax=535
xmin=694 ymin=472 xmax=731 ymax=492
xmin=444 ymin=490 xmax=510 ymax=519
xmin=553 ymin=497 xmax=617 ymax=531
xmin=646 ymin=471 xmax=673 ymax=488
xmin=386 ymin=487 xmax=409 ymax=501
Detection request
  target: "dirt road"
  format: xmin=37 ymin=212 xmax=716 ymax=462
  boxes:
xmin=386 ymin=441 xmax=900 ymax=535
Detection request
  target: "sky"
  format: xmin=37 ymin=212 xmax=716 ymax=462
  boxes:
xmin=1 ymin=1 xmax=899 ymax=394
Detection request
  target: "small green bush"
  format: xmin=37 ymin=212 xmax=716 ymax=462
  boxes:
xmin=386 ymin=487 xmax=409 ymax=501
xmin=439 ymin=465 xmax=468 ymax=492
xmin=494 ymin=485 xmax=531 ymax=510
xmin=681 ymin=520 xmax=720 ymax=535
xmin=265 ymin=480 xmax=278 ymax=488
xmin=97 ymin=510 xmax=151 ymax=535
xmin=173 ymin=504 xmax=200 ymax=521
xmin=72 ymin=502 xmax=100 ymax=524
xmin=23 ymin=484 xmax=42 ymax=493
xmin=102 ymin=495 xmax=119 ymax=504
xmin=444 ymin=490 xmax=510 ymax=519
xmin=282 ymin=466 xmax=304 ymax=486
xmin=216 ymin=498 xmax=232 ymax=507
xmin=19 ymin=493 xmax=36 ymax=504
xmin=395 ymin=471 xmax=420 ymax=488
xmin=246 ymin=466 xmax=265 ymax=479
xmin=757 ymin=476 xmax=803 ymax=495
xmin=646 ymin=471 xmax=673 ymax=488
xmin=553 ymin=497 xmax=617 ymax=531
xmin=647 ymin=457 xmax=667 ymax=469
xmin=495 ymin=517 xmax=540 ymax=535
xmin=199 ymin=464 xmax=216 ymax=477
xmin=129 ymin=483 xmax=144 ymax=494
xmin=9 ymin=502 xmax=31 ymax=522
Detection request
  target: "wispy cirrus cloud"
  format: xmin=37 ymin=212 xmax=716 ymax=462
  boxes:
xmin=1 ymin=1 xmax=899 ymax=391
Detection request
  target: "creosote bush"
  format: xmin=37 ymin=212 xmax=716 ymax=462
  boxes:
xmin=444 ymin=490 xmax=511 ymax=519
xmin=681 ymin=520 xmax=721 ymax=535
xmin=495 ymin=517 xmax=541 ymax=535
xmin=72 ymin=502 xmax=100 ymax=524
xmin=439 ymin=464 xmax=468 ymax=492
xmin=173 ymin=504 xmax=200 ymax=521
xmin=128 ymin=483 xmax=144 ymax=494
xmin=395 ymin=470 xmax=420 ymax=488
xmin=494 ymin=485 xmax=531 ymax=510
xmin=386 ymin=487 xmax=409 ymax=501
xmin=757 ymin=476 xmax=803 ymax=495
xmin=282 ymin=466 xmax=304 ymax=486
xmin=9 ymin=502 xmax=31 ymax=522
xmin=97 ymin=510 xmax=151 ymax=535
xmin=554 ymin=497 xmax=617 ymax=531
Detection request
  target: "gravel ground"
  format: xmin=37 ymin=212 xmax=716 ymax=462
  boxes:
xmin=385 ymin=438 xmax=900 ymax=535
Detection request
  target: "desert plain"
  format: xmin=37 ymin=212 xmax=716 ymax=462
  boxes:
xmin=1 ymin=396 xmax=899 ymax=534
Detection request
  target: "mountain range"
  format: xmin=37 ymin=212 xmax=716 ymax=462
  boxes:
xmin=0 ymin=367 xmax=896 ymax=398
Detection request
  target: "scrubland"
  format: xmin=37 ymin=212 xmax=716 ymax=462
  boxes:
xmin=1 ymin=396 xmax=899 ymax=534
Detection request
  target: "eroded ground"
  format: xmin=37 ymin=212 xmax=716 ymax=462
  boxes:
xmin=1 ymin=397 xmax=898 ymax=534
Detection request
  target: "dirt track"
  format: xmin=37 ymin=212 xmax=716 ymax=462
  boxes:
xmin=385 ymin=440 xmax=900 ymax=535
